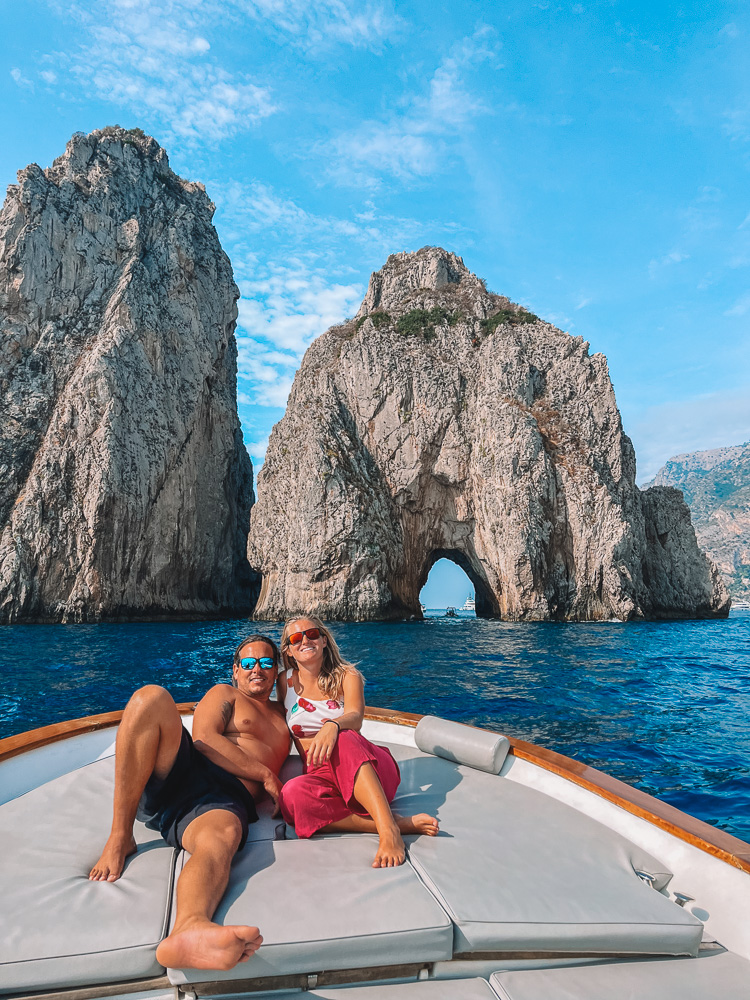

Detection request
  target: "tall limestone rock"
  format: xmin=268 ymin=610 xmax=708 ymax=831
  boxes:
xmin=647 ymin=443 xmax=750 ymax=602
xmin=248 ymin=247 xmax=728 ymax=621
xmin=0 ymin=126 xmax=256 ymax=622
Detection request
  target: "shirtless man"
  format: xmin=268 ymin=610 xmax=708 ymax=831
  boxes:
xmin=89 ymin=634 xmax=290 ymax=972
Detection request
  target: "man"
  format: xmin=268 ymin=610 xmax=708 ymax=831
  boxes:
xmin=89 ymin=634 xmax=290 ymax=971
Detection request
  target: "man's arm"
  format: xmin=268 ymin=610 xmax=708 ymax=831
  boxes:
xmin=192 ymin=685 xmax=280 ymax=794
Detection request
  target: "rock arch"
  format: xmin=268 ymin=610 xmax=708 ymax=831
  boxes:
xmin=419 ymin=550 xmax=499 ymax=617
xmin=248 ymin=247 xmax=728 ymax=622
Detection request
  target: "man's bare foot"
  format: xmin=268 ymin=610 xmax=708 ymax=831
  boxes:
xmin=373 ymin=825 xmax=406 ymax=868
xmin=89 ymin=833 xmax=137 ymax=882
xmin=395 ymin=813 xmax=439 ymax=837
xmin=156 ymin=920 xmax=263 ymax=970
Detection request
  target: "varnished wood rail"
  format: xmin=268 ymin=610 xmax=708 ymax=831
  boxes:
xmin=2 ymin=702 xmax=749 ymax=875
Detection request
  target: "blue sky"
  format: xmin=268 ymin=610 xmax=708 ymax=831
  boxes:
xmin=3 ymin=1 xmax=750 ymax=603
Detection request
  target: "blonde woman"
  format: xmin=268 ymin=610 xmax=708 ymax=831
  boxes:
xmin=277 ymin=616 xmax=438 ymax=867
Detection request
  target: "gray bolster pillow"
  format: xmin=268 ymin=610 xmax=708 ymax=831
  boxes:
xmin=415 ymin=716 xmax=510 ymax=774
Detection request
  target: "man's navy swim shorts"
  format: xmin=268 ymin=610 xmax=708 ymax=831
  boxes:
xmin=136 ymin=726 xmax=258 ymax=849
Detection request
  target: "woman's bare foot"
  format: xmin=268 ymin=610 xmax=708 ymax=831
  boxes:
xmin=155 ymin=919 xmax=263 ymax=970
xmin=395 ymin=813 xmax=439 ymax=837
xmin=89 ymin=833 xmax=137 ymax=881
xmin=373 ymin=825 xmax=406 ymax=868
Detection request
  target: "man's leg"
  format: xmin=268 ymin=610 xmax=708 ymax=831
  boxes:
xmin=89 ymin=685 xmax=183 ymax=882
xmin=155 ymin=809 xmax=262 ymax=971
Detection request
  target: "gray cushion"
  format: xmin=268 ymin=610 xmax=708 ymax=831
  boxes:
xmin=489 ymin=951 xmax=750 ymax=999
xmin=167 ymin=836 xmax=454 ymax=985
xmin=415 ymin=717 xmax=510 ymax=774
xmin=393 ymin=753 xmax=703 ymax=957
xmin=0 ymin=756 xmax=175 ymax=994
xmin=248 ymin=979 xmax=497 ymax=999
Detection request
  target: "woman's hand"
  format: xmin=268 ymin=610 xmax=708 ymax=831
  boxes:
xmin=306 ymin=720 xmax=339 ymax=767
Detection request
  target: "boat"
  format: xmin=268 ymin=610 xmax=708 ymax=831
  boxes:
xmin=462 ymin=597 xmax=476 ymax=611
xmin=445 ymin=606 xmax=457 ymax=617
xmin=1 ymin=705 xmax=749 ymax=999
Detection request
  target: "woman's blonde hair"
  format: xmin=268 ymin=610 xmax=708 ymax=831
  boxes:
xmin=280 ymin=614 xmax=361 ymax=701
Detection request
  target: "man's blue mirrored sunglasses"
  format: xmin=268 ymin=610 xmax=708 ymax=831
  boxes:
xmin=238 ymin=657 xmax=275 ymax=671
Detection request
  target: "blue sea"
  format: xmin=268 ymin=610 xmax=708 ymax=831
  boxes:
xmin=2 ymin=610 xmax=749 ymax=842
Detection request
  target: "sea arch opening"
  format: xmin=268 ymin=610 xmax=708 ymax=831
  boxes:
xmin=418 ymin=549 xmax=499 ymax=618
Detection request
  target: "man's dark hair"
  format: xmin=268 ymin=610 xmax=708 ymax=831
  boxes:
xmin=233 ymin=634 xmax=280 ymax=671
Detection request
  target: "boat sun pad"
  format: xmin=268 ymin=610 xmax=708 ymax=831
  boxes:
xmin=392 ymin=750 xmax=704 ymax=957
xmin=0 ymin=736 xmax=709 ymax=996
xmin=0 ymin=757 xmax=175 ymax=995
xmin=167 ymin=836 xmax=454 ymax=985
xmin=489 ymin=950 xmax=750 ymax=999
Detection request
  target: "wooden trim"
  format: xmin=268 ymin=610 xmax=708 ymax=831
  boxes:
xmin=2 ymin=703 xmax=749 ymax=875
xmin=190 ymin=963 xmax=427 ymax=996
xmin=6 ymin=976 xmax=172 ymax=1000
xmin=0 ymin=704 xmax=197 ymax=763
xmin=363 ymin=707 xmax=750 ymax=875
xmin=363 ymin=705 xmax=422 ymax=727
xmin=507 ymin=734 xmax=750 ymax=873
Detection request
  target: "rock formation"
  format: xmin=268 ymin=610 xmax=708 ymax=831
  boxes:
xmin=248 ymin=247 xmax=728 ymax=621
xmin=647 ymin=444 xmax=750 ymax=602
xmin=0 ymin=126 xmax=256 ymax=622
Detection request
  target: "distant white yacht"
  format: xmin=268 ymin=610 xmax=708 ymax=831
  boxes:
xmin=462 ymin=596 xmax=475 ymax=611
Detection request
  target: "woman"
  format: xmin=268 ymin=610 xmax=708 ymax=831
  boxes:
xmin=277 ymin=616 xmax=438 ymax=868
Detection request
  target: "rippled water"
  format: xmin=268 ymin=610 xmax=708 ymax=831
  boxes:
xmin=1 ymin=610 xmax=749 ymax=841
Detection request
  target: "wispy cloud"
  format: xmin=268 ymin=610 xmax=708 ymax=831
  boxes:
xmin=233 ymin=0 xmax=401 ymax=52
xmin=242 ymin=433 xmax=269 ymax=465
xmin=211 ymin=178 xmax=458 ymax=262
xmin=725 ymin=292 xmax=750 ymax=316
xmin=325 ymin=24 xmax=499 ymax=187
xmin=235 ymin=261 xmax=362 ymax=417
xmin=648 ymin=250 xmax=689 ymax=279
xmin=10 ymin=68 xmax=34 ymax=90
xmin=46 ymin=0 xmax=276 ymax=141
xmin=631 ymin=387 xmax=750 ymax=483
xmin=237 ymin=265 xmax=361 ymax=353
xmin=722 ymin=107 xmax=750 ymax=143
xmin=209 ymin=173 xmax=471 ymax=462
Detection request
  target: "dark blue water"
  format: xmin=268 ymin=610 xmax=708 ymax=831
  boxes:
xmin=1 ymin=611 xmax=749 ymax=842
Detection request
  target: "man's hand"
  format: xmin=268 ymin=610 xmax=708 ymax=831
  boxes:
xmin=262 ymin=769 xmax=284 ymax=817
xmin=306 ymin=721 xmax=339 ymax=768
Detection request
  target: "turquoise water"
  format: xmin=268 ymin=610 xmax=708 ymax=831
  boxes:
xmin=1 ymin=610 xmax=749 ymax=842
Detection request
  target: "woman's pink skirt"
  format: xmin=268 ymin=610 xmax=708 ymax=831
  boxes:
xmin=279 ymin=729 xmax=400 ymax=838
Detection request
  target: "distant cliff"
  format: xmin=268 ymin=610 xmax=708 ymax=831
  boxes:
xmin=0 ymin=126 xmax=256 ymax=622
xmin=248 ymin=247 xmax=728 ymax=621
xmin=647 ymin=444 xmax=750 ymax=602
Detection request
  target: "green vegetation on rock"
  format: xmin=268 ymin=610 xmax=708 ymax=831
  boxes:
xmin=356 ymin=310 xmax=391 ymax=332
xmin=396 ymin=306 xmax=457 ymax=340
xmin=480 ymin=307 xmax=539 ymax=335
xmin=370 ymin=311 xmax=391 ymax=329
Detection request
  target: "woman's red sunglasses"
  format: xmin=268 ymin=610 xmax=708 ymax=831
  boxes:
xmin=287 ymin=627 xmax=321 ymax=645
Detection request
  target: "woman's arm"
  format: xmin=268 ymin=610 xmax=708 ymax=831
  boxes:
xmin=303 ymin=669 xmax=364 ymax=767
xmin=336 ymin=669 xmax=365 ymax=732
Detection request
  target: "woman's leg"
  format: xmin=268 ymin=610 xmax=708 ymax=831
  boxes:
xmin=351 ymin=761 xmax=407 ymax=867
xmin=322 ymin=732 xmax=438 ymax=867
xmin=280 ymin=732 xmax=438 ymax=866
xmin=319 ymin=812 xmax=439 ymax=837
